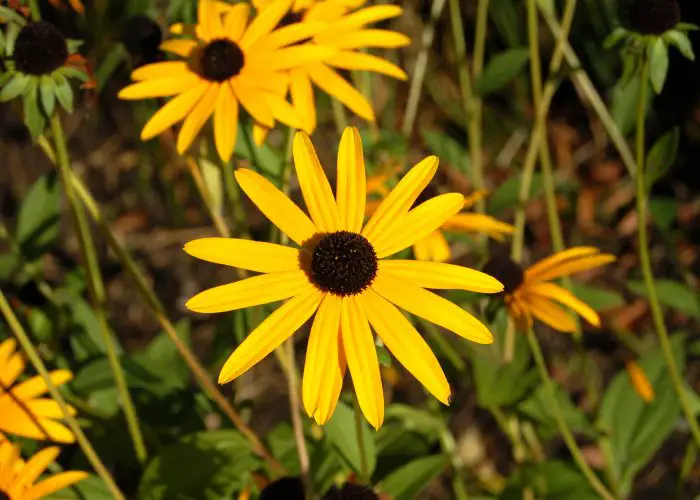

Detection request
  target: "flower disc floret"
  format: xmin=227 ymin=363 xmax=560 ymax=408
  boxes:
xmin=13 ymin=21 xmax=68 ymax=75
xmin=482 ymin=255 xmax=524 ymax=295
xmin=311 ymin=231 xmax=378 ymax=296
xmin=196 ymin=39 xmax=245 ymax=82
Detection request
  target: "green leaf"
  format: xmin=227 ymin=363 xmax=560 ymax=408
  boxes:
xmin=324 ymin=401 xmax=377 ymax=476
xmin=94 ymin=45 xmax=127 ymax=91
xmin=603 ymin=27 xmax=629 ymax=50
xmin=23 ymin=82 xmax=46 ymax=138
xmin=570 ymin=283 xmax=625 ymax=311
xmin=475 ymin=48 xmax=530 ymax=96
xmin=645 ymin=127 xmax=679 ymax=192
xmin=16 ymin=172 xmax=60 ymax=257
xmin=649 ymin=198 xmax=677 ymax=230
xmin=505 ymin=461 xmax=598 ymax=500
xmin=665 ymin=30 xmax=695 ymax=60
xmin=138 ymin=430 xmax=258 ymax=500
xmin=131 ymin=320 xmax=192 ymax=393
xmin=234 ymin=124 xmax=283 ymax=178
xmin=53 ymin=73 xmax=74 ymax=113
xmin=612 ymin=69 xmax=649 ymax=137
xmin=628 ymin=280 xmax=700 ymax=318
xmin=518 ymin=383 xmax=596 ymax=439
xmin=376 ymin=342 xmax=392 ymax=367
xmin=39 ymin=75 xmax=56 ymax=117
xmin=598 ymin=335 xmax=685 ymax=493
xmin=0 ymin=73 xmax=29 ymax=102
xmin=45 ymin=474 xmax=114 ymax=500
xmin=380 ymin=455 xmax=447 ymax=500
xmin=649 ymin=38 xmax=669 ymax=94
xmin=420 ymin=129 xmax=469 ymax=173
xmin=59 ymin=66 xmax=89 ymax=82
xmin=489 ymin=173 xmax=544 ymax=215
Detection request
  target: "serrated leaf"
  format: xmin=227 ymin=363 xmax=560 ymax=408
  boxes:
xmin=324 ymin=401 xmax=377 ymax=476
xmin=380 ymin=455 xmax=447 ymax=500
xmin=645 ymin=127 xmax=679 ymax=192
xmin=476 ymin=48 xmax=530 ymax=96
xmin=0 ymin=73 xmax=29 ymax=102
xmin=648 ymin=38 xmax=669 ymax=94
xmin=628 ymin=280 xmax=700 ymax=318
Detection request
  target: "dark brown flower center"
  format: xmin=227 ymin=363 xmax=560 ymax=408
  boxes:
xmin=196 ymin=39 xmax=244 ymax=82
xmin=260 ymin=477 xmax=305 ymax=500
xmin=311 ymin=231 xmax=378 ymax=296
xmin=627 ymin=0 xmax=680 ymax=35
xmin=0 ymin=489 xmax=10 ymax=500
xmin=13 ymin=21 xmax=68 ymax=75
xmin=482 ymin=255 xmax=524 ymax=295
xmin=323 ymin=482 xmax=380 ymax=500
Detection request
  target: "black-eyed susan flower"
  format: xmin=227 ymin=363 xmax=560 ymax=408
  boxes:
xmin=366 ymin=177 xmax=514 ymax=262
xmin=251 ymin=0 xmax=409 ymax=141
xmin=185 ymin=127 xmax=503 ymax=428
xmin=625 ymin=360 xmax=655 ymax=403
xmin=0 ymin=440 xmax=87 ymax=499
xmin=0 ymin=339 xmax=76 ymax=444
xmin=118 ymin=0 xmax=332 ymax=161
xmin=0 ymin=18 xmax=87 ymax=137
xmin=483 ymin=248 xmax=615 ymax=333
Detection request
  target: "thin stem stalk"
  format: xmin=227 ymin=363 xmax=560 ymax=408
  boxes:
xmin=185 ymin=157 xmax=231 ymax=238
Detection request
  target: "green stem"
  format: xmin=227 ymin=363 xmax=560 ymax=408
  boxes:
xmin=353 ymin=395 xmax=370 ymax=483
xmin=526 ymin=330 xmax=616 ymax=500
xmin=185 ymin=157 xmax=231 ymax=238
xmin=0 ymin=290 xmax=126 ymax=500
xmin=331 ymin=99 xmax=348 ymax=136
xmin=634 ymin=59 xmax=700 ymax=449
xmin=50 ymin=115 xmax=147 ymax=464
xmin=28 ymin=0 xmax=41 ymax=21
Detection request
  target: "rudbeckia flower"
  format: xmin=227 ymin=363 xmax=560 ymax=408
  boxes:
xmin=185 ymin=127 xmax=503 ymax=428
xmin=0 ymin=441 xmax=87 ymax=499
xmin=0 ymin=339 xmax=76 ymax=444
xmin=483 ymin=248 xmax=615 ymax=333
xmin=251 ymin=0 xmax=409 ymax=141
xmin=118 ymin=0 xmax=332 ymax=161
xmin=366 ymin=176 xmax=514 ymax=262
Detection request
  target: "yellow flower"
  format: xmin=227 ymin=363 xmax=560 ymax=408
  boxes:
xmin=0 ymin=441 xmax=87 ymax=499
xmin=0 ymin=339 xmax=76 ymax=444
xmin=251 ymin=0 xmax=409 ymax=141
xmin=483 ymin=248 xmax=616 ymax=333
xmin=118 ymin=0 xmax=332 ymax=161
xmin=366 ymin=174 xmax=514 ymax=262
xmin=625 ymin=360 xmax=655 ymax=403
xmin=185 ymin=127 xmax=503 ymax=428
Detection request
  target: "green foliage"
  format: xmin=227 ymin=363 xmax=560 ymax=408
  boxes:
xmin=476 ymin=48 xmax=530 ymax=96
xmin=324 ymin=401 xmax=377 ymax=476
xmin=380 ymin=455 xmax=448 ymax=500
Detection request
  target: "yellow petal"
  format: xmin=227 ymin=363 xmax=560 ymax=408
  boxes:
xmin=304 ymin=1 xmax=350 ymax=22
xmin=336 ymin=127 xmax=366 ymax=232
xmin=23 ymin=399 xmax=76 ymax=419
xmin=265 ymin=92 xmax=305 ymax=130
xmin=13 ymin=446 xmax=60 ymax=490
xmin=118 ymin=72 xmax=201 ymax=100
xmin=293 ymin=132 xmax=339 ymax=232
xmin=441 ymin=213 xmax=515 ymax=239
xmin=371 ymin=273 xmax=493 ymax=344
xmin=326 ymin=51 xmax=407 ymax=80
xmin=240 ymin=0 xmax=293 ymax=48
xmin=524 ymin=247 xmax=600 ymax=281
xmin=159 ymin=39 xmax=197 ymax=57
xmin=626 ymin=361 xmax=655 ymax=403
xmin=223 ymin=3 xmax=250 ymax=41
xmin=340 ymin=296 xmax=384 ymax=429
xmin=412 ymin=231 xmax=451 ymax=263
xmin=363 ymin=289 xmax=450 ymax=404
xmin=0 ymin=442 xmax=19 ymax=486
xmin=302 ymin=294 xmax=345 ymax=424
xmin=186 ymin=270 xmax=313 ymax=314
xmin=1 ymin=353 xmax=25 ymax=387
xmin=0 ymin=338 xmax=17 ymax=367
xmin=141 ymin=83 xmax=210 ymax=140
xmin=231 ymin=78 xmax=275 ymax=128
xmin=177 ymin=83 xmax=220 ymax=154
xmin=290 ymin=68 xmax=316 ymax=133
xmin=184 ymin=238 xmax=301 ymax=272
xmin=214 ymin=82 xmax=239 ymax=162
xmin=253 ymin=123 xmax=270 ymax=145
xmin=362 ymin=155 xmax=437 ymax=245
xmin=306 ymin=63 xmax=374 ymax=121
xmin=234 ymin=168 xmax=316 ymax=245
xmin=0 ymin=404 xmax=75 ymax=443
xmin=528 ymin=254 xmax=617 ymax=284
xmin=251 ymin=22 xmax=325 ymax=53
xmin=527 ymin=282 xmax=601 ymax=327
xmin=263 ymin=45 xmax=338 ymax=72
xmin=316 ymin=29 xmax=410 ymax=49
xmin=28 ymin=471 xmax=89 ymax=498
xmin=11 ymin=371 xmax=72 ymax=399
xmin=218 ymin=289 xmax=323 ymax=383
xmin=524 ymin=295 xmax=577 ymax=333
xmin=197 ymin=0 xmax=225 ymax=41
xmin=373 ymin=193 xmax=464 ymax=258
xmin=131 ymin=61 xmax=189 ymax=81
xmin=378 ymin=260 xmax=503 ymax=293
xmin=318 ymin=5 xmax=403 ymax=32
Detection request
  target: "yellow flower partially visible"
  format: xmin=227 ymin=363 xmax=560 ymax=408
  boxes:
xmin=119 ymin=0 xmax=333 ymax=161
xmin=0 ymin=441 xmax=87 ymax=499
xmin=483 ymin=248 xmax=616 ymax=333
xmin=626 ymin=360 xmax=655 ymax=403
xmin=0 ymin=339 xmax=76 ymax=444
xmin=252 ymin=0 xmax=409 ymax=141
xmin=184 ymin=127 xmax=504 ymax=429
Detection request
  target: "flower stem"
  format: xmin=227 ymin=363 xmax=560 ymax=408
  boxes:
xmin=0 ymin=290 xmax=126 ymax=500
xmin=353 ymin=395 xmax=370 ymax=483
xmin=633 ymin=58 xmax=700 ymax=449
xmin=526 ymin=330 xmax=615 ymax=500
xmin=185 ymin=157 xmax=231 ymax=238
xmin=28 ymin=0 xmax=41 ymax=21
xmin=50 ymin=115 xmax=147 ymax=465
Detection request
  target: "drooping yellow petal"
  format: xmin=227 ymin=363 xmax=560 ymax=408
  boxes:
xmin=527 ymin=282 xmax=601 ymax=327
xmin=219 ymin=289 xmax=323 ymax=383
xmin=336 ymin=127 xmax=366 ymax=232
xmin=184 ymin=238 xmax=301 ymax=273
xmin=373 ymin=193 xmax=464 ymax=258
xmin=159 ymin=39 xmax=197 ymax=57
xmin=234 ymin=168 xmax=316 ymax=245
xmin=340 ymin=296 xmax=384 ymax=429
xmin=362 ymin=156 xmax=437 ymax=245
xmin=223 ymin=3 xmax=250 ymax=41
xmin=231 ymin=78 xmax=275 ymax=128
xmin=527 ymin=254 xmax=617 ymax=284
xmin=141 ymin=83 xmax=210 ymax=140
xmin=131 ymin=61 xmax=189 ymax=81
xmin=523 ymin=295 xmax=577 ymax=333
xmin=441 ymin=213 xmax=515 ymax=240
xmin=28 ymin=471 xmax=89 ymax=498
xmin=187 ymin=270 xmax=313 ymax=314
xmin=378 ymin=260 xmax=503 ymax=293
xmin=316 ymin=29 xmax=410 ymax=49
xmin=306 ymin=63 xmax=374 ymax=121
xmin=177 ymin=83 xmax=220 ymax=154
xmin=293 ymin=132 xmax=339 ymax=232
xmin=240 ymin=0 xmax=293 ymax=48
xmin=524 ymin=247 xmax=600 ymax=281
xmin=371 ymin=273 xmax=493 ymax=344
xmin=290 ymin=68 xmax=316 ymax=133
xmin=302 ymin=294 xmax=344 ymax=425
xmin=626 ymin=361 xmax=655 ymax=403
xmin=214 ymin=82 xmax=239 ymax=162
xmin=363 ymin=289 xmax=450 ymax=405
xmin=326 ymin=51 xmax=407 ymax=80
xmin=118 ymin=72 xmax=201 ymax=100
xmin=413 ymin=231 xmax=451 ymax=263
